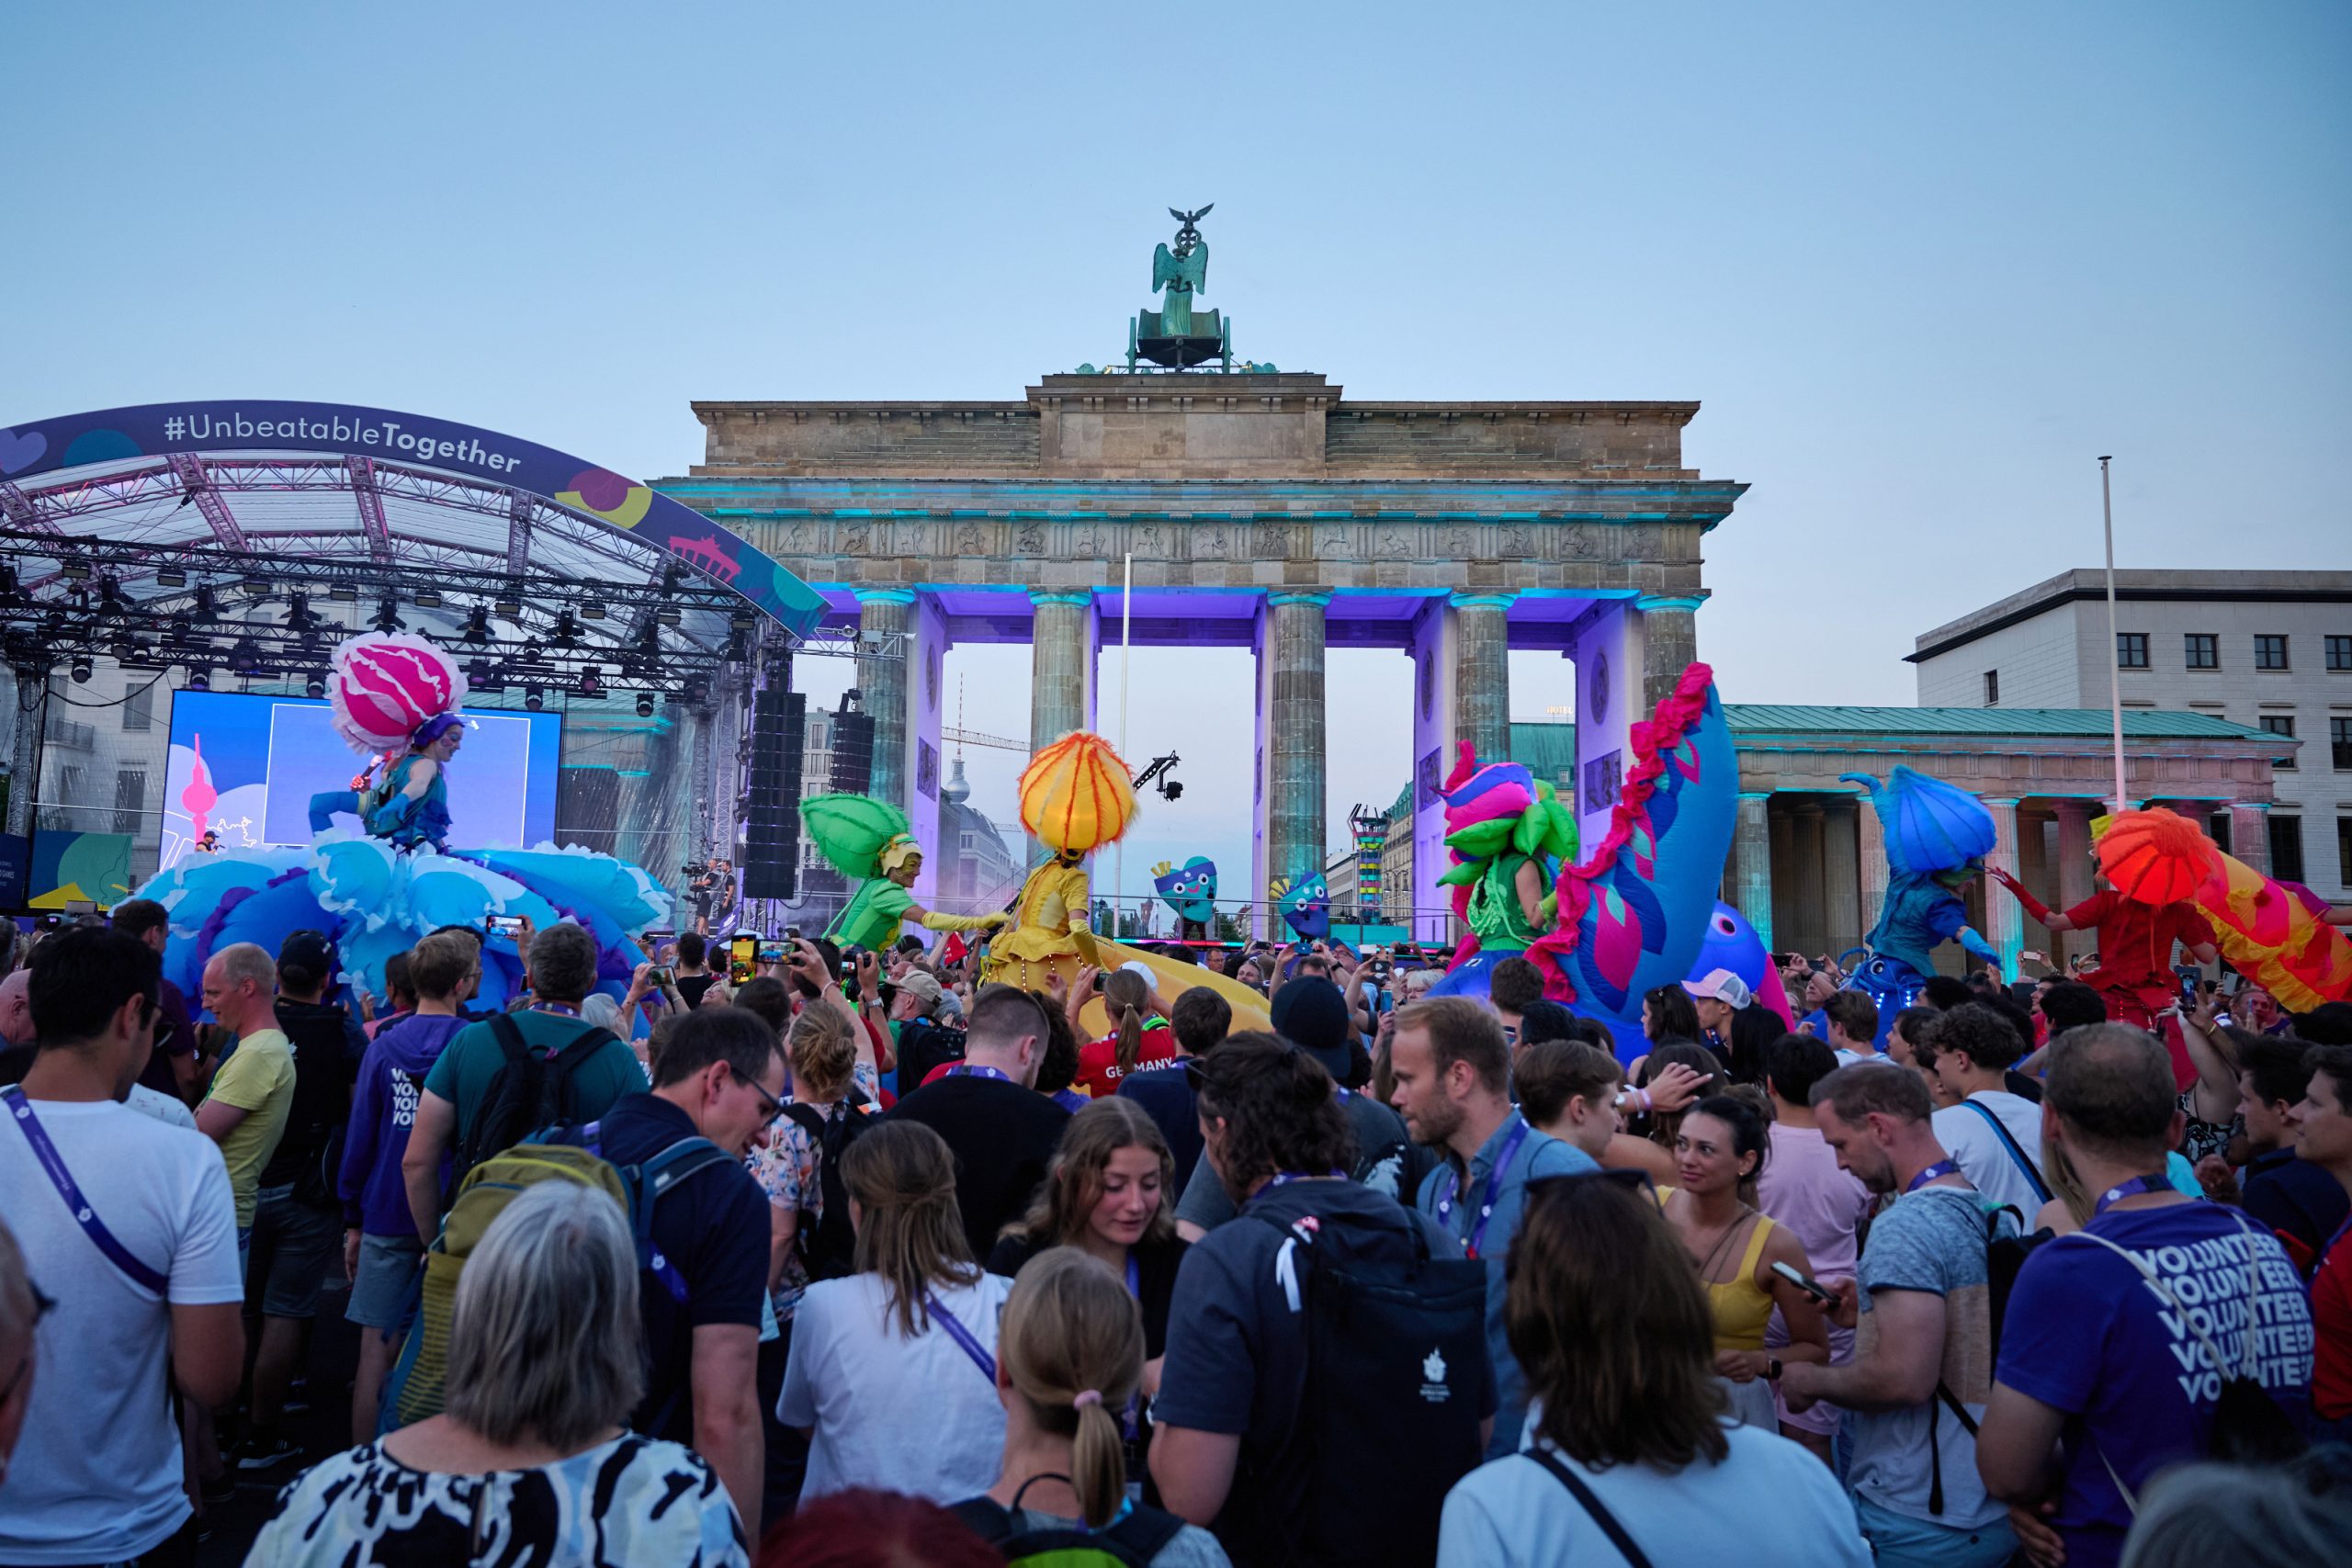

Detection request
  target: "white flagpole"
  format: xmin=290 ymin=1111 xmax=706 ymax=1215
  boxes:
xmin=1116 ymin=552 xmax=1133 ymax=938
xmin=2100 ymin=457 xmax=2127 ymax=816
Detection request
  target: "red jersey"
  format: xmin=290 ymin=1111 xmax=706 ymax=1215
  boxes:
xmin=2313 ymin=1222 xmax=2352 ymax=1421
xmin=1071 ymin=1022 xmax=1179 ymax=1100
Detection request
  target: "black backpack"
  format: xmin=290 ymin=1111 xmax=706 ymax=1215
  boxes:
xmin=1246 ymin=1203 xmax=1488 ymax=1568
xmin=949 ymin=1494 xmax=1187 ymax=1568
xmin=781 ymin=1094 xmax=878 ymax=1282
xmin=451 ymin=1013 xmax=618 ymax=1187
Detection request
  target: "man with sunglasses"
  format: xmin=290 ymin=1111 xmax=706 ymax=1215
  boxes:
xmin=0 ymin=927 xmax=244 ymax=1567
xmin=888 ymin=983 xmax=1073 ymax=1262
xmin=543 ymin=1003 xmax=786 ymax=1542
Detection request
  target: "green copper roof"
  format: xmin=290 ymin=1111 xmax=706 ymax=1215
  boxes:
xmin=1723 ymin=705 xmax=2275 ymax=741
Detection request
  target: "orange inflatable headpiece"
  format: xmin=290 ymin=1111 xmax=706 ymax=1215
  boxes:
xmin=2095 ymin=808 xmax=2224 ymax=907
xmin=1018 ymin=731 xmax=1138 ymax=854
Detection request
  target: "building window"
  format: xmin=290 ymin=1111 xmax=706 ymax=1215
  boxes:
xmin=121 ymin=681 xmax=153 ymax=732
xmin=1983 ymin=670 xmax=1999 ymax=707
xmin=112 ymin=769 xmax=146 ymax=835
xmin=2185 ymin=633 xmax=2219 ymax=671
xmin=2270 ymin=814 xmax=2304 ymax=883
xmin=2328 ymin=635 xmax=2352 ymax=672
xmin=2260 ymin=715 xmax=2297 ymax=770
xmin=2117 ymin=633 xmax=2149 ymax=670
xmin=2335 ymin=716 xmax=2352 ymax=772
xmin=2256 ymin=634 xmax=2290 ymax=671
xmin=2341 ymin=818 xmax=2352 ymax=889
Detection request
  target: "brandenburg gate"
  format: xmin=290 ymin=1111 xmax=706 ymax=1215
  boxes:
xmin=655 ymin=217 xmax=1747 ymax=931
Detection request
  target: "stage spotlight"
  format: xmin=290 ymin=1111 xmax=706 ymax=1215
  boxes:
xmin=155 ymin=568 xmax=187 ymax=588
xmin=581 ymin=600 xmax=606 ymax=621
xmin=371 ymin=597 xmax=403 ymax=633
xmin=682 ymin=674 xmax=711 ymax=707
xmin=635 ymin=692 xmax=655 ymax=717
xmin=326 ymin=584 xmax=358 ymax=603
xmin=459 ymin=605 xmax=491 ymax=643
xmin=230 ymin=638 xmax=262 ymax=676
xmin=191 ymin=585 xmax=219 ymax=618
xmin=551 ymin=611 xmax=581 ymax=648
xmin=578 ymin=666 xmax=605 ymax=699
xmin=69 ymin=656 xmax=93 ymax=683
xmin=187 ymin=672 xmax=210 ymax=692
xmin=305 ymin=676 xmax=326 ymax=699
xmin=243 ymin=574 xmax=271 ymax=598
xmin=524 ymin=686 xmax=545 ymax=712
xmin=283 ymin=592 xmax=319 ymax=631
xmin=61 ymin=560 xmax=91 ymax=581
xmin=413 ymin=590 xmax=443 ymax=609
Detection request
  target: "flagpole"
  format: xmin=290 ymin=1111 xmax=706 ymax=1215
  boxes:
xmin=1116 ymin=552 xmax=1133 ymax=938
xmin=2100 ymin=456 xmax=2127 ymax=816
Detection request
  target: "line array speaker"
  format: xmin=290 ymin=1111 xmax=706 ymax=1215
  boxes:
xmin=741 ymin=687 xmax=805 ymax=901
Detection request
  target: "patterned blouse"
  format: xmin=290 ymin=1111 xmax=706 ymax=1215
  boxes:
xmin=244 ymin=1432 xmax=747 ymax=1567
xmin=746 ymin=1061 xmax=879 ymax=1320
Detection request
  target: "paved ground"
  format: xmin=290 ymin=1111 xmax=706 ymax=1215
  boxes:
xmin=197 ymin=1272 xmax=362 ymax=1566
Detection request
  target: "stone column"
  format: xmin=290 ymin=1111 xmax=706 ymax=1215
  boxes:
xmin=1769 ymin=801 xmax=1800 ymax=962
xmin=1822 ymin=796 xmax=1862 ymax=959
xmin=1732 ymin=793 xmax=1775 ymax=953
xmin=1983 ymin=798 xmax=2023 ymax=977
xmin=1634 ymin=593 xmax=1704 ymax=716
xmin=2231 ymin=802 xmax=2271 ymax=878
xmin=854 ymin=589 xmax=915 ymax=810
xmin=1855 ymin=793 xmax=1888 ymax=950
xmin=5 ymin=666 xmax=40 ymax=837
xmin=1028 ymin=592 xmax=1097 ymax=754
xmin=2053 ymin=799 xmax=2096 ymax=968
xmin=1263 ymin=591 xmax=1330 ymax=893
xmin=1790 ymin=800 xmax=1826 ymax=958
xmin=1451 ymin=593 xmax=1513 ymax=765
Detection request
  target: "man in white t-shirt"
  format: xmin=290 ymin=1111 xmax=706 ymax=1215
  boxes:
xmin=1928 ymin=1002 xmax=2052 ymax=1219
xmin=0 ymin=927 xmax=245 ymax=1566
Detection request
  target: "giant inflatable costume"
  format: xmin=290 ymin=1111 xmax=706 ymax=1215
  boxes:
xmin=1434 ymin=663 xmax=1738 ymax=1059
xmin=799 ymin=794 xmax=1005 ymax=951
xmin=1838 ymin=767 xmax=2001 ymax=1033
xmin=1425 ymin=750 xmax=1577 ymax=994
xmin=130 ymin=633 xmax=671 ymax=1010
xmin=985 ymin=731 xmax=1272 ymax=1032
xmin=1271 ymin=870 xmax=1336 ymax=942
xmin=1991 ymin=808 xmax=2220 ymax=1031
xmin=1151 ymin=856 xmax=1218 ymax=941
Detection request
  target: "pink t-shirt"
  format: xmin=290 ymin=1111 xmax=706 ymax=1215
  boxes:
xmin=1756 ymin=1122 xmax=1873 ymax=1284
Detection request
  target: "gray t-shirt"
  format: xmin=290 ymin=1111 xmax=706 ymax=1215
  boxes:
xmin=1849 ymin=1185 xmax=2011 ymax=1530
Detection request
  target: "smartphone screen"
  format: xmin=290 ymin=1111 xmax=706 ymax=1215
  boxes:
xmin=757 ymin=941 xmax=786 ymax=964
xmin=729 ymin=935 xmax=756 ymax=985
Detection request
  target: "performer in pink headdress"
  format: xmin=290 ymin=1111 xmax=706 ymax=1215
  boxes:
xmin=305 ymin=635 xmax=469 ymax=852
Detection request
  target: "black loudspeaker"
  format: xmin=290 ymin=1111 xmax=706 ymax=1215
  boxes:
xmin=829 ymin=708 xmax=876 ymax=796
xmin=741 ymin=687 xmax=805 ymax=901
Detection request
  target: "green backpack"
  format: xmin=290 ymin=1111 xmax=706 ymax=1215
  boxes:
xmin=948 ymin=1495 xmax=1188 ymax=1568
xmin=381 ymin=1128 xmax=727 ymax=1431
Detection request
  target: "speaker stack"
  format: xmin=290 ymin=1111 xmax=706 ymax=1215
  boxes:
xmin=829 ymin=705 xmax=876 ymax=796
xmin=740 ymin=687 xmax=806 ymax=901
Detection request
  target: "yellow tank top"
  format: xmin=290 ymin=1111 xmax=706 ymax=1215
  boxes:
xmin=1661 ymin=1189 xmax=1779 ymax=1353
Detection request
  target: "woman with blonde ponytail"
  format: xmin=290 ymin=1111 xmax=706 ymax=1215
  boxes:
xmin=1070 ymin=963 xmax=1179 ymax=1099
xmin=950 ymin=1248 xmax=1231 ymax=1565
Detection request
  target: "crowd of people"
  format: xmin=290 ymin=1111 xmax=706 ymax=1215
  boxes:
xmin=2 ymin=907 xmax=2349 ymax=1567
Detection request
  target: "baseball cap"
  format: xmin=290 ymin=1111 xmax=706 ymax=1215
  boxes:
xmin=1681 ymin=968 xmax=1753 ymax=1010
xmin=278 ymin=929 xmax=337 ymax=982
xmin=894 ymin=969 xmax=944 ymax=1014
xmin=1269 ymin=976 xmax=1355 ymax=1081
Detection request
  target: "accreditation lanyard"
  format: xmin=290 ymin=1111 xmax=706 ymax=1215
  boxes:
xmin=1905 ymin=1159 xmax=1961 ymax=1194
xmin=3 ymin=1087 xmax=169 ymax=1294
xmin=2094 ymin=1172 xmax=2177 ymax=1215
xmin=949 ymin=1064 xmax=1012 ymax=1084
xmin=1434 ymin=1120 xmax=1532 ymax=1260
xmin=926 ymin=1292 xmax=996 ymax=1382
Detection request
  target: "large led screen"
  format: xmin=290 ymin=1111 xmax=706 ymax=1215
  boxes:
xmin=158 ymin=691 xmax=561 ymax=869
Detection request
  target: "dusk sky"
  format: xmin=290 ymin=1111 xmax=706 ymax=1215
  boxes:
xmin=11 ymin=1 xmax=2347 ymax=910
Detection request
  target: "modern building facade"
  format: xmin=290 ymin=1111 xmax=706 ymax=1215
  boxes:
xmin=1911 ymin=570 xmax=2352 ymax=900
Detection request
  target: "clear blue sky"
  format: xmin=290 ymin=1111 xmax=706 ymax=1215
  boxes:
xmin=10 ymin=1 xmax=2348 ymax=908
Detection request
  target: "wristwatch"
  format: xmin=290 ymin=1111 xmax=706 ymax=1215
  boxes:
xmin=1766 ymin=1357 xmax=1783 ymax=1382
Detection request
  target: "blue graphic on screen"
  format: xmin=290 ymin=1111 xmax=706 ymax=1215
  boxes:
xmin=158 ymin=692 xmax=560 ymax=868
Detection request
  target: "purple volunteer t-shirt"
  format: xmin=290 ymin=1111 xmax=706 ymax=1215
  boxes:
xmin=1995 ymin=1201 xmax=2314 ymax=1568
